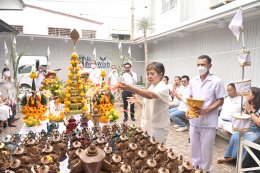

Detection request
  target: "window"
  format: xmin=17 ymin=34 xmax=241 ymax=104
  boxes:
xmin=111 ymin=34 xmax=130 ymax=41
xmin=48 ymin=27 xmax=70 ymax=37
xmin=11 ymin=25 xmax=23 ymax=33
xmin=18 ymin=65 xmax=32 ymax=74
xmin=162 ymin=0 xmax=177 ymax=13
xmin=82 ymin=30 xmax=96 ymax=39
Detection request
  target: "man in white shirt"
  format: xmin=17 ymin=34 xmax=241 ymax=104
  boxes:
xmin=108 ymin=64 xmax=119 ymax=86
xmin=88 ymin=60 xmax=101 ymax=85
xmin=218 ymin=83 xmax=241 ymax=134
xmin=121 ymin=62 xmax=137 ymax=122
xmin=169 ymin=76 xmax=184 ymax=108
xmin=162 ymin=76 xmax=173 ymax=95
xmin=170 ymin=75 xmax=190 ymax=132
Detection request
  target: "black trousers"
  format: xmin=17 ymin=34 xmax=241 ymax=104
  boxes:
xmin=122 ymin=90 xmax=135 ymax=119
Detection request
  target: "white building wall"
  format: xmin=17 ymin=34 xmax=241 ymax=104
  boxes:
xmin=148 ymin=17 xmax=260 ymax=87
xmin=0 ymin=7 xmax=105 ymax=37
xmin=0 ymin=35 xmax=145 ymax=82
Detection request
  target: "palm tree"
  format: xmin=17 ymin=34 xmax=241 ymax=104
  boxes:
xmin=136 ymin=17 xmax=153 ymax=88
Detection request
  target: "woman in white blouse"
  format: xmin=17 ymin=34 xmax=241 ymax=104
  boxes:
xmin=118 ymin=62 xmax=170 ymax=143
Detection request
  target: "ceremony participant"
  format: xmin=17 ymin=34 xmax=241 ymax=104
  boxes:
xmin=169 ymin=76 xmax=183 ymax=108
xmin=0 ymin=68 xmax=18 ymax=127
xmin=120 ymin=62 xmax=137 ymax=122
xmin=217 ymin=87 xmax=260 ymax=164
xmin=119 ymin=62 xmax=170 ymax=143
xmin=162 ymin=76 xmax=173 ymax=95
xmin=170 ymin=75 xmax=190 ymax=132
xmin=218 ymin=83 xmax=241 ymax=135
xmin=188 ymin=55 xmax=226 ymax=171
xmin=35 ymin=66 xmax=45 ymax=90
xmin=78 ymin=61 xmax=87 ymax=75
xmin=108 ymin=64 xmax=119 ymax=86
xmin=88 ymin=60 xmax=101 ymax=85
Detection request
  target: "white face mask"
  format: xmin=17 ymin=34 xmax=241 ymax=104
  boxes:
xmin=3 ymin=71 xmax=11 ymax=78
xmin=197 ymin=66 xmax=208 ymax=76
xmin=91 ymin=64 xmax=96 ymax=69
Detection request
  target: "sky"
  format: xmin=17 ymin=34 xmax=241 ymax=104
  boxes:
xmin=24 ymin=0 xmax=148 ymax=30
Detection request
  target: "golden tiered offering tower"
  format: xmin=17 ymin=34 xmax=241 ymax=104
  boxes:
xmin=64 ymin=29 xmax=87 ymax=115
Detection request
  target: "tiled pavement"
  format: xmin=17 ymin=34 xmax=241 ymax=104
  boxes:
xmin=0 ymin=103 xmax=236 ymax=173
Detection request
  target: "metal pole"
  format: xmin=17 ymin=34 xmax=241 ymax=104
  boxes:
xmin=236 ymin=30 xmax=246 ymax=173
xmin=131 ymin=0 xmax=135 ymax=41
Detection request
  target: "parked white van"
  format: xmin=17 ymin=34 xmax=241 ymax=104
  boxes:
xmin=18 ymin=56 xmax=48 ymax=90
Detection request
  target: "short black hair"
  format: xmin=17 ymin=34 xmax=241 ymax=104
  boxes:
xmin=228 ymin=83 xmax=236 ymax=89
xmin=124 ymin=62 xmax=132 ymax=67
xmin=2 ymin=67 xmax=9 ymax=75
xmin=181 ymin=75 xmax=190 ymax=81
xmin=198 ymin=55 xmax=212 ymax=64
xmin=163 ymin=76 xmax=169 ymax=81
xmin=174 ymin=76 xmax=181 ymax=80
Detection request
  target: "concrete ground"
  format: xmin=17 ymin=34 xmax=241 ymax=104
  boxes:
xmin=0 ymin=103 xmax=236 ymax=173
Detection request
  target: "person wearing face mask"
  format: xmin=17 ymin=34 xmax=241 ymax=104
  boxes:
xmin=0 ymin=68 xmax=18 ymax=127
xmin=35 ymin=66 xmax=46 ymax=90
xmin=217 ymin=87 xmax=260 ymax=165
xmin=88 ymin=60 xmax=101 ymax=85
xmin=187 ymin=55 xmax=226 ymax=172
xmin=108 ymin=64 xmax=119 ymax=86
xmin=120 ymin=62 xmax=137 ymax=122
xmin=118 ymin=62 xmax=170 ymax=143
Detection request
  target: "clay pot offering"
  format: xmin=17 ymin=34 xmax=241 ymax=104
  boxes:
xmin=26 ymin=138 xmax=37 ymax=146
xmin=103 ymin=146 xmax=113 ymax=162
xmin=78 ymin=144 xmax=106 ymax=173
xmin=147 ymin=137 xmax=158 ymax=156
xmin=142 ymin=158 xmax=158 ymax=173
xmin=42 ymin=145 xmax=53 ymax=154
xmin=38 ymin=165 xmax=50 ymax=173
xmin=120 ymin=163 xmax=132 ymax=173
xmin=14 ymin=147 xmax=25 ymax=156
xmin=116 ymin=134 xmax=129 ymax=155
xmin=158 ymin=167 xmax=170 ymax=173
xmin=131 ymin=150 xmax=147 ymax=171
xmin=96 ymin=137 xmax=106 ymax=149
xmin=139 ymin=131 xmax=150 ymax=147
xmin=111 ymin=154 xmax=122 ymax=173
xmin=154 ymin=143 xmax=168 ymax=165
xmin=165 ymin=150 xmax=179 ymax=173
xmin=10 ymin=159 xmax=22 ymax=169
xmin=181 ymin=161 xmax=193 ymax=173
xmin=123 ymin=143 xmax=138 ymax=162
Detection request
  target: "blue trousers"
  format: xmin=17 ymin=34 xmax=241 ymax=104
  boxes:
xmin=169 ymin=107 xmax=186 ymax=127
xmin=224 ymin=126 xmax=260 ymax=159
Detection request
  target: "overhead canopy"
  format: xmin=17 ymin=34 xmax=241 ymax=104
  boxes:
xmin=0 ymin=0 xmax=24 ymax=10
xmin=0 ymin=19 xmax=19 ymax=34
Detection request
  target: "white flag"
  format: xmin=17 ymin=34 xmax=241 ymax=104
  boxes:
xmin=93 ymin=47 xmax=96 ymax=60
xmin=47 ymin=46 xmax=50 ymax=57
xmin=118 ymin=42 xmax=122 ymax=50
xmin=128 ymin=46 xmax=131 ymax=56
xmin=13 ymin=37 xmax=17 ymax=46
xmin=4 ymin=41 xmax=8 ymax=58
xmin=229 ymin=8 xmax=243 ymax=41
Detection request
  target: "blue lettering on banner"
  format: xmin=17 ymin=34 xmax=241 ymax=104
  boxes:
xmin=78 ymin=55 xmax=111 ymax=69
